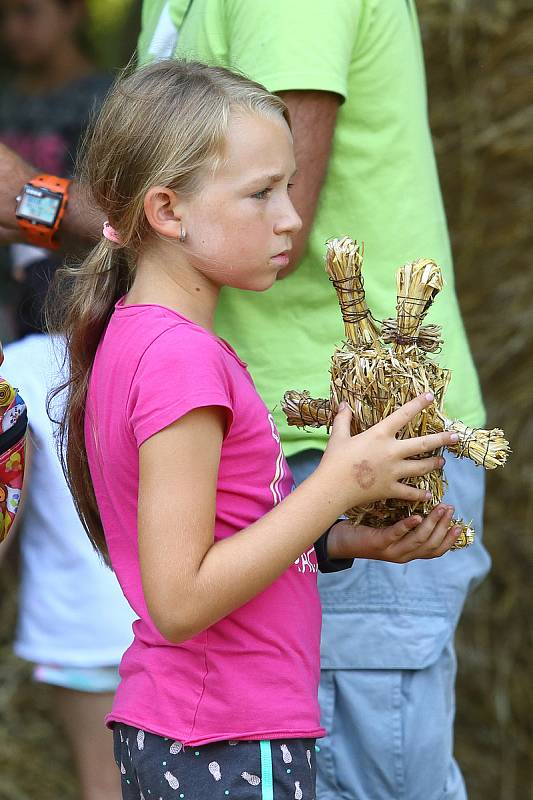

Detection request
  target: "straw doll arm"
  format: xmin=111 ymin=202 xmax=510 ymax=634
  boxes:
xmin=428 ymin=413 xmax=510 ymax=469
xmin=282 ymin=390 xmax=332 ymax=429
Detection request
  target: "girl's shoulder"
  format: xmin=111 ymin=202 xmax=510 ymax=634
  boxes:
xmin=105 ymin=305 xmax=243 ymax=449
xmin=105 ymin=301 xmax=245 ymax=386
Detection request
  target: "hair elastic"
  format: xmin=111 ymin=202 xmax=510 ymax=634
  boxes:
xmin=102 ymin=221 xmax=122 ymax=245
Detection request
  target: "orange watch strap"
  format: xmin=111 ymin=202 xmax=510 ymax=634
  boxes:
xmin=17 ymin=174 xmax=70 ymax=251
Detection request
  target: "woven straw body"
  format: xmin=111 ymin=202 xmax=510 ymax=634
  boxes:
xmin=282 ymin=238 xmax=510 ymax=548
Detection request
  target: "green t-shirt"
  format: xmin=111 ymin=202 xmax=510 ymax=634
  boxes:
xmin=138 ymin=0 xmax=485 ymax=455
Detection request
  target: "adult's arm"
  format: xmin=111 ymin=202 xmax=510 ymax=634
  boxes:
xmin=0 ymin=143 xmax=103 ymax=249
xmin=276 ymin=90 xmax=341 ymax=278
xmin=224 ymin=0 xmax=359 ymax=277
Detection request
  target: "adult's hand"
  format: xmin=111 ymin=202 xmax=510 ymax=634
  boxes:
xmin=0 ymin=143 xmax=37 ymax=244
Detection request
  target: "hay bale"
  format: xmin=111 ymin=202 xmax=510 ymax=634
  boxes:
xmin=420 ymin=2 xmax=533 ymax=798
xmin=0 ymin=559 xmax=77 ymax=799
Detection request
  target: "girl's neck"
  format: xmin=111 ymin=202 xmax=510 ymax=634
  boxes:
xmin=127 ymin=246 xmax=219 ymax=332
xmin=16 ymin=44 xmax=92 ymax=95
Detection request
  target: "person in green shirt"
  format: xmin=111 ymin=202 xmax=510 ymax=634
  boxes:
xmin=0 ymin=2 xmax=489 ymax=797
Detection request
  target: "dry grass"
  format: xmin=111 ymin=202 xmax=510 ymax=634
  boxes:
xmin=421 ymin=2 xmax=533 ymax=797
xmin=0 ymin=562 xmax=77 ymax=800
xmin=0 ymin=1 xmax=531 ymax=798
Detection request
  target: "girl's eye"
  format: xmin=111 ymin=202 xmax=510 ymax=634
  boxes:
xmin=251 ymin=187 xmax=272 ymax=200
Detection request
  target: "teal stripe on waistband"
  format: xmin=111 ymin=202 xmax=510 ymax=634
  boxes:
xmin=260 ymin=740 xmax=274 ymax=800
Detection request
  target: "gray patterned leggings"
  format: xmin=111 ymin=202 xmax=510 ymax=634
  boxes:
xmin=113 ymin=724 xmax=317 ymax=800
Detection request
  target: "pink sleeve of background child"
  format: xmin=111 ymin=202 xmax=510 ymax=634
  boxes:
xmin=126 ymin=325 xmax=234 ymax=448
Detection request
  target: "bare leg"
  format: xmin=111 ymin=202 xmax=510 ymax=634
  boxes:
xmin=53 ymin=687 xmax=122 ymax=800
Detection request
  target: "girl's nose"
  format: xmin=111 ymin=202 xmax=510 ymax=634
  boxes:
xmin=274 ymin=197 xmax=303 ymax=236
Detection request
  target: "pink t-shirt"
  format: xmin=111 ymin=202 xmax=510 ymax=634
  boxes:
xmin=85 ymin=301 xmax=325 ymax=745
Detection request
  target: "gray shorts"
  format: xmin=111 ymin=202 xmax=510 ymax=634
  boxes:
xmin=113 ymin=725 xmax=317 ymax=800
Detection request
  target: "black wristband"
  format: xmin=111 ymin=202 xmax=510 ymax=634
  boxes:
xmin=314 ymin=521 xmax=355 ymax=573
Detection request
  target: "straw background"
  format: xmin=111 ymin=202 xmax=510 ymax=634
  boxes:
xmin=1 ymin=1 xmax=531 ymax=797
xmin=422 ymin=2 xmax=532 ymax=797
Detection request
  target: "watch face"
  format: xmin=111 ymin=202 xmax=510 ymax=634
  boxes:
xmin=16 ymin=185 xmax=62 ymax=228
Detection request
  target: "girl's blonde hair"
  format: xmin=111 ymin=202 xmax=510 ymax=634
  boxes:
xmin=48 ymin=60 xmax=288 ymax=563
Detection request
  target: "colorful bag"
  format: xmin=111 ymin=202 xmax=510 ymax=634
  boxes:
xmin=0 ymin=374 xmax=27 ymax=542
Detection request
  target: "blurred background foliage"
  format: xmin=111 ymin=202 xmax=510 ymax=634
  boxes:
xmin=1 ymin=0 xmax=532 ymax=798
xmin=85 ymin=0 xmax=141 ymax=68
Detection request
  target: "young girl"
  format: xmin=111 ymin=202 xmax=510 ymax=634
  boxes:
xmin=52 ymin=60 xmax=461 ymax=800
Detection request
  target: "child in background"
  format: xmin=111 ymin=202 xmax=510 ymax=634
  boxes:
xmin=51 ymin=60 xmax=462 ymax=800
xmin=0 ymin=284 xmax=136 ymax=800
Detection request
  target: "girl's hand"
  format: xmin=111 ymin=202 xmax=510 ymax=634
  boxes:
xmin=327 ymin=504 xmax=460 ymax=564
xmin=317 ymin=393 xmax=458 ymax=515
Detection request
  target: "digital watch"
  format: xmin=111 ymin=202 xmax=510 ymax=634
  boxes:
xmin=15 ymin=174 xmax=70 ymax=250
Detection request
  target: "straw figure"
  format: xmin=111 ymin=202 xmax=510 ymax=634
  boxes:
xmin=282 ymin=237 xmax=510 ymax=548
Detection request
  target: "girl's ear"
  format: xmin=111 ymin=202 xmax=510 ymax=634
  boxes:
xmin=144 ymin=186 xmax=184 ymax=240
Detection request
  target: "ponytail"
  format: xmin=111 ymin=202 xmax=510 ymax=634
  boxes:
xmin=47 ymin=240 xmax=132 ymax=564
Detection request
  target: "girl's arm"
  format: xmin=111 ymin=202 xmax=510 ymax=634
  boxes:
xmin=326 ymin=505 xmax=458 ymax=565
xmin=138 ymin=395 xmax=458 ymax=643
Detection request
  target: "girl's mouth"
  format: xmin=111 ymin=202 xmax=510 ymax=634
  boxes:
xmin=271 ymin=251 xmax=290 ymax=266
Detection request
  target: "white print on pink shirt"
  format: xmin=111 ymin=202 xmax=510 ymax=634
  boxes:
xmin=267 ymin=413 xmax=318 ymax=574
xmin=267 ymin=413 xmax=285 ymax=506
xmin=294 ymin=547 xmax=318 ymax=574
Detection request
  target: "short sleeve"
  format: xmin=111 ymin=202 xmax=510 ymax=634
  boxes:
xmin=226 ymin=0 xmax=363 ymax=100
xmin=127 ymin=326 xmax=234 ymax=447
